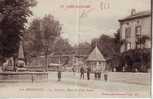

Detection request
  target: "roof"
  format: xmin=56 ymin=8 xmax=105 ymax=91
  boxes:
xmin=86 ymin=46 xmax=106 ymax=62
xmin=119 ymin=11 xmax=151 ymax=22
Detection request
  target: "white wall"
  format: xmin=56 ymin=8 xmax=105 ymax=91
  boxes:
xmin=120 ymin=16 xmax=151 ymax=52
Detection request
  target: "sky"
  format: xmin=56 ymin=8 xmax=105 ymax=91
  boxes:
xmin=30 ymin=0 xmax=151 ymax=45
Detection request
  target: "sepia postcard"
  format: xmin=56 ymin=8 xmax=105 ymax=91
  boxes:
xmin=0 ymin=0 xmax=152 ymax=98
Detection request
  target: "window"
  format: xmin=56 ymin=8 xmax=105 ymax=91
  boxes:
xmin=125 ymin=27 xmax=131 ymax=38
xmin=126 ymin=42 xmax=131 ymax=50
xmin=135 ymin=26 xmax=142 ymax=49
xmin=136 ymin=41 xmax=141 ymax=49
xmin=135 ymin=26 xmax=141 ymax=36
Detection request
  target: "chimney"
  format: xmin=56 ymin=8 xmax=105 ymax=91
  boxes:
xmin=131 ymin=9 xmax=136 ymax=16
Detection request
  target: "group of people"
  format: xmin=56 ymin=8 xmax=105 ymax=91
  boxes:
xmin=80 ymin=66 xmax=91 ymax=80
xmin=80 ymin=66 xmax=108 ymax=81
xmin=57 ymin=66 xmax=108 ymax=82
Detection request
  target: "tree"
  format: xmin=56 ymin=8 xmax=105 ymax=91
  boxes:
xmin=90 ymin=33 xmax=124 ymax=71
xmin=40 ymin=15 xmax=62 ymax=55
xmin=0 ymin=0 xmax=36 ymax=59
xmin=91 ymin=38 xmax=98 ymax=49
xmin=24 ymin=18 xmax=43 ymax=57
xmin=24 ymin=15 xmax=62 ymax=70
xmin=91 ymin=34 xmax=117 ymax=58
xmin=51 ymin=38 xmax=74 ymax=65
xmin=24 ymin=15 xmax=62 ymax=55
xmin=53 ymin=38 xmax=74 ymax=55
xmin=120 ymin=49 xmax=151 ymax=72
xmin=74 ymin=42 xmax=91 ymax=56
xmin=114 ymin=29 xmax=122 ymax=53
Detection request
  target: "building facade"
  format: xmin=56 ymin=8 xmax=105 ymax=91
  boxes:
xmin=119 ymin=10 xmax=151 ymax=53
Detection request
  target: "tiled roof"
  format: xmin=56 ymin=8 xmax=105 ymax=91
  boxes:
xmin=119 ymin=11 xmax=151 ymax=22
xmin=86 ymin=46 xmax=106 ymax=62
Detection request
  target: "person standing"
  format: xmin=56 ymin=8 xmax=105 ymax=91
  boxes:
xmin=72 ymin=66 xmax=76 ymax=76
xmin=80 ymin=66 xmax=84 ymax=79
xmin=57 ymin=66 xmax=62 ymax=81
xmin=87 ymin=66 xmax=91 ymax=80
xmin=94 ymin=68 xmax=98 ymax=80
xmin=98 ymin=71 xmax=102 ymax=80
xmin=103 ymin=70 xmax=108 ymax=82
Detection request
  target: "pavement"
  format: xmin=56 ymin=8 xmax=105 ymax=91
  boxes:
xmin=0 ymin=72 xmax=151 ymax=98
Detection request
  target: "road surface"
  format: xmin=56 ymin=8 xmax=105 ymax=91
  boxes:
xmin=0 ymin=72 xmax=151 ymax=98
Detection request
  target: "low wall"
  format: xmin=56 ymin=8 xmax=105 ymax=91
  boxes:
xmin=107 ymin=72 xmax=151 ymax=85
xmin=0 ymin=72 xmax=48 ymax=82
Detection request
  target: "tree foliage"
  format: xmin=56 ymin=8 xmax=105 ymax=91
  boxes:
xmin=0 ymin=0 xmax=36 ymax=58
xmin=114 ymin=29 xmax=122 ymax=52
xmin=53 ymin=38 xmax=74 ymax=55
xmin=119 ymin=48 xmax=151 ymax=72
xmin=24 ymin=18 xmax=42 ymax=57
xmin=24 ymin=15 xmax=62 ymax=60
xmin=74 ymin=42 xmax=91 ymax=56
xmin=91 ymin=34 xmax=119 ymax=58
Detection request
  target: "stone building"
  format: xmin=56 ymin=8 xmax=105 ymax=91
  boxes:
xmin=119 ymin=10 xmax=151 ymax=53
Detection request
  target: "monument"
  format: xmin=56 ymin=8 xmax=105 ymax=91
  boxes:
xmin=16 ymin=40 xmax=26 ymax=71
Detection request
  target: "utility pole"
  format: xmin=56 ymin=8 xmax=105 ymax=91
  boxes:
xmin=45 ymin=42 xmax=49 ymax=72
xmin=59 ymin=55 xmax=61 ymax=64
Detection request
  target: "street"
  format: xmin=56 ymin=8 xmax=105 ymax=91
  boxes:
xmin=0 ymin=72 xmax=150 ymax=98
